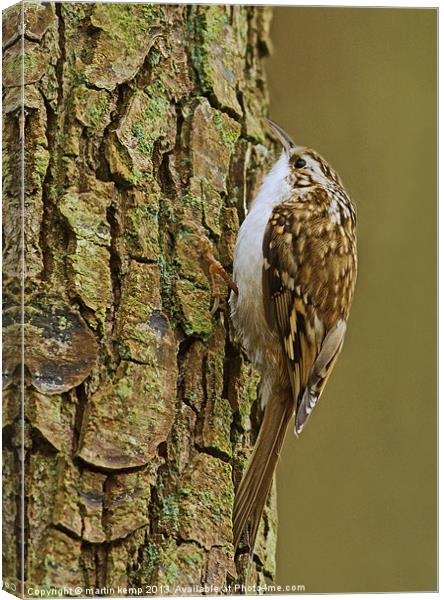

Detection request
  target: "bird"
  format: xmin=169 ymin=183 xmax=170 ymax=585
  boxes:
xmin=229 ymin=119 xmax=357 ymax=555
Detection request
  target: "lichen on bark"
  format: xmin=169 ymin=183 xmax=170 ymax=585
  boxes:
xmin=3 ymin=2 xmax=277 ymax=595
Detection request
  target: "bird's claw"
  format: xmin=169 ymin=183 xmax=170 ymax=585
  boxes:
xmin=204 ymin=253 xmax=238 ymax=314
xmin=210 ymin=295 xmax=220 ymax=315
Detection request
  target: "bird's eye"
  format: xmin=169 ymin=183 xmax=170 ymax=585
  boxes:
xmin=295 ymin=158 xmax=306 ymax=169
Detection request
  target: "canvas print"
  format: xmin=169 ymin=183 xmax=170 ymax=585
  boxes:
xmin=2 ymin=1 xmax=437 ymax=597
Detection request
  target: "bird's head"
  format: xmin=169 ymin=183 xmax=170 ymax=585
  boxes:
xmin=266 ymin=119 xmax=343 ymax=192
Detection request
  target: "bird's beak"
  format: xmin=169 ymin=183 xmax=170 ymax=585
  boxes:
xmin=266 ymin=119 xmax=295 ymax=155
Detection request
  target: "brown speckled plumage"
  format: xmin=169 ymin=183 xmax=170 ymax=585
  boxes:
xmin=230 ymin=121 xmax=357 ymax=554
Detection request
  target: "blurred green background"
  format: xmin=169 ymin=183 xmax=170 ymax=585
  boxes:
xmin=267 ymin=8 xmax=437 ymax=593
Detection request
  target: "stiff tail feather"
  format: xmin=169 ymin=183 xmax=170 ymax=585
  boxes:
xmin=233 ymin=391 xmax=294 ymax=553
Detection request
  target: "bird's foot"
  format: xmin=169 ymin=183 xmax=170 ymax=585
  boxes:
xmin=206 ymin=256 xmax=238 ymax=313
xmin=197 ymin=240 xmax=238 ymax=313
xmin=183 ymin=224 xmax=238 ymax=314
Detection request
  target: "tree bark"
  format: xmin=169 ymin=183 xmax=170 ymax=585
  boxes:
xmin=3 ymin=2 xmax=277 ymax=595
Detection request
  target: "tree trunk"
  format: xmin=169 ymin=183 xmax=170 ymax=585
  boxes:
xmin=3 ymin=2 xmax=277 ymax=595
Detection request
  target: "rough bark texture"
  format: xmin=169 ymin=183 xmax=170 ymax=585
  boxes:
xmin=3 ymin=2 xmax=277 ymax=596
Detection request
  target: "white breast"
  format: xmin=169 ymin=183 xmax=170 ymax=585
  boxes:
xmin=229 ymin=152 xmax=291 ymax=370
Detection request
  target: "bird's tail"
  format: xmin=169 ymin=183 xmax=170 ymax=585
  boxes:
xmin=233 ymin=388 xmax=294 ymax=553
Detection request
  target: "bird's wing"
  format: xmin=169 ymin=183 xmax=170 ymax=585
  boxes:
xmin=294 ymin=319 xmax=346 ymax=434
xmin=262 ymin=201 xmax=348 ymax=433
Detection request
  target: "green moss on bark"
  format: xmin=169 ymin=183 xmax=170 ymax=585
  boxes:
xmin=4 ymin=2 xmax=275 ymax=593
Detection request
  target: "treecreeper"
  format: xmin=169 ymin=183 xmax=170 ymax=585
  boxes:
xmin=212 ymin=120 xmax=357 ymax=556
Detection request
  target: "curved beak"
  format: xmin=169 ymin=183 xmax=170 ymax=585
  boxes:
xmin=266 ymin=119 xmax=295 ymax=155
